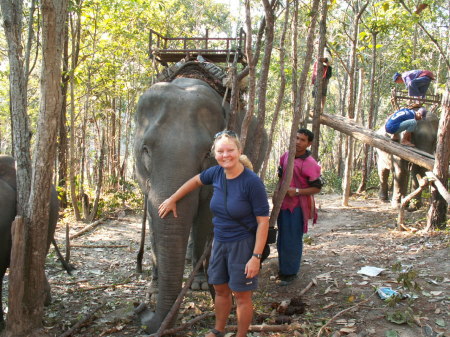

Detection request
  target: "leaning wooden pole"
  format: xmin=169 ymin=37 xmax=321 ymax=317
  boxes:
xmin=319 ymin=113 xmax=435 ymax=170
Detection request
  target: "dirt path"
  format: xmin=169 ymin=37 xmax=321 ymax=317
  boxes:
xmin=3 ymin=194 xmax=448 ymax=336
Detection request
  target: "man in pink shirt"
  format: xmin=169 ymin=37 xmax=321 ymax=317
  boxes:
xmin=275 ymin=129 xmax=323 ymax=286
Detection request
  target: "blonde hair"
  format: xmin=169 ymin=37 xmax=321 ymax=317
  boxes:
xmin=239 ymin=154 xmax=253 ymax=171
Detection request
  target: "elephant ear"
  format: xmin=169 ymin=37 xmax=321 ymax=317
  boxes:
xmin=201 ymin=151 xmax=216 ymax=172
xmin=0 ymin=156 xmax=17 ymax=190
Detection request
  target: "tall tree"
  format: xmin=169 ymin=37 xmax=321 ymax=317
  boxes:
xmin=311 ymin=0 xmax=328 ymax=159
xmin=341 ymin=1 xmax=368 ymax=206
xmin=5 ymin=1 xmax=68 ymax=336
xmin=0 ymin=0 xmax=32 ymax=214
xmin=271 ymin=0 xmax=320 ymax=226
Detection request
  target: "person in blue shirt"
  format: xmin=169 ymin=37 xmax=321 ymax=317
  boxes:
xmin=385 ymin=105 xmax=427 ymax=147
xmin=158 ymin=130 xmax=269 ymax=337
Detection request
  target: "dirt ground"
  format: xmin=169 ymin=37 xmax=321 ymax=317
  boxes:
xmin=2 ymin=193 xmax=449 ymax=337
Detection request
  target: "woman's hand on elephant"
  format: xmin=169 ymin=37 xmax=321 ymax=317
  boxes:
xmin=245 ymin=258 xmax=260 ymax=278
xmin=158 ymin=198 xmax=178 ymax=218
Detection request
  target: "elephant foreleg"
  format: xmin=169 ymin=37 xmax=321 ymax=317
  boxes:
xmin=378 ymin=167 xmax=390 ymax=201
xmin=0 ymin=273 xmax=4 ymax=329
xmin=392 ymin=158 xmax=409 ymax=207
xmin=190 ymin=191 xmax=213 ymax=291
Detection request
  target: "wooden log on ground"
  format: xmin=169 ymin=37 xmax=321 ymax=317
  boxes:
xmin=69 ymin=218 xmax=104 ymax=240
xmin=320 ymin=113 xmax=435 ymax=170
xmin=59 ymin=301 xmax=106 ymax=337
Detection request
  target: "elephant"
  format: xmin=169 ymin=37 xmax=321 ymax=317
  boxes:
xmin=134 ymin=68 xmax=266 ymax=333
xmin=0 ymin=155 xmax=59 ymax=329
xmin=376 ymin=111 xmax=439 ymax=208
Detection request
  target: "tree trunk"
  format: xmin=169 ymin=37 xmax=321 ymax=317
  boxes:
xmin=342 ymin=2 xmax=368 ymax=206
xmin=259 ymin=0 xmax=289 ymax=181
xmin=0 ymin=0 xmax=32 ymax=215
xmin=239 ymin=0 xmax=256 ymax=151
xmin=6 ymin=2 xmax=68 ymax=336
xmin=311 ymin=0 xmax=328 ymax=160
xmin=250 ymin=0 xmax=275 ymax=171
xmin=58 ymin=22 xmax=69 ymax=208
xmin=426 ymin=88 xmax=449 ymax=230
xmin=88 ymin=131 xmax=105 ymax=222
xmin=270 ymin=0 xmax=320 ymax=227
xmin=357 ymin=31 xmax=378 ymax=193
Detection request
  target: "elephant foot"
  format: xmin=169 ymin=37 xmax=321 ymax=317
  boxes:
xmin=378 ymin=190 xmax=389 ymax=202
xmin=137 ymin=306 xmax=174 ymax=334
xmin=135 ymin=306 xmax=160 ymax=333
xmin=378 ymin=195 xmax=389 ymax=202
xmin=191 ymin=274 xmax=209 ymax=291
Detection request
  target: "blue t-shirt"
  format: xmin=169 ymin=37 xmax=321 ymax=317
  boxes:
xmin=200 ymin=165 xmax=269 ymax=242
xmin=385 ymin=108 xmax=415 ymax=134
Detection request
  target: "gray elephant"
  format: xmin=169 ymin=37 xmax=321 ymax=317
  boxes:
xmin=134 ymin=70 xmax=265 ymax=332
xmin=376 ymin=112 xmax=439 ymax=208
xmin=0 ymin=155 xmax=59 ymax=328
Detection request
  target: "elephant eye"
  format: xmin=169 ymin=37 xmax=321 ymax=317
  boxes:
xmin=142 ymin=145 xmax=152 ymax=172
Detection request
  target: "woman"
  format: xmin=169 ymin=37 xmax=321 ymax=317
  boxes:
xmin=158 ymin=130 xmax=269 ymax=337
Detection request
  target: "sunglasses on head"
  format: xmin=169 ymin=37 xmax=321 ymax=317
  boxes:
xmin=214 ymin=130 xmax=238 ymax=139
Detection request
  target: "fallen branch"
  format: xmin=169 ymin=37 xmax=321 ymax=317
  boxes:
xmin=153 ymin=312 xmax=215 ymax=335
xmin=69 ymin=281 xmax=132 ymax=293
xmin=227 ymin=323 xmax=303 ymax=332
xmin=299 ymin=278 xmax=317 ymax=296
xmin=52 ymin=238 xmax=75 ymax=274
xmin=277 ymin=279 xmax=316 ymax=314
xmin=59 ymin=300 xmax=106 ymax=337
xmin=317 ymin=290 xmax=377 ymax=337
xmin=70 ymin=244 xmax=128 ymax=248
xmin=69 ymin=218 xmax=105 ymax=240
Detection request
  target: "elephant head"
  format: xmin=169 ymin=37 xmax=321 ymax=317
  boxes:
xmin=376 ymin=112 xmax=439 ymax=207
xmin=0 ymin=155 xmax=59 ymax=328
xmin=133 ymin=77 xmax=226 ymax=333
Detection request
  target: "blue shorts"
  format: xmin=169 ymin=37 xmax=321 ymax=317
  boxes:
xmin=207 ymin=235 xmax=258 ymax=292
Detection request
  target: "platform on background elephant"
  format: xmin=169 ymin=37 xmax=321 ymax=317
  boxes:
xmin=0 ymin=155 xmax=59 ymax=329
xmin=375 ymin=112 xmax=439 ymax=209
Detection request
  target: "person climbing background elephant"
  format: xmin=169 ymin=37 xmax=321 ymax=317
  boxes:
xmin=0 ymin=155 xmax=59 ymax=329
xmin=376 ymin=111 xmax=439 ymax=209
xmin=133 ymin=62 xmax=266 ymax=333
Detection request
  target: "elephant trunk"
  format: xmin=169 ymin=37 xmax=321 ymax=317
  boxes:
xmin=141 ymin=191 xmax=198 ymax=333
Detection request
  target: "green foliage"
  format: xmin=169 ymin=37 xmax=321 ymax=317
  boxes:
xmin=96 ymin=180 xmax=143 ymax=217
xmin=321 ymin=170 xmax=342 ymax=194
xmin=385 ymin=308 xmax=415 ymax=325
